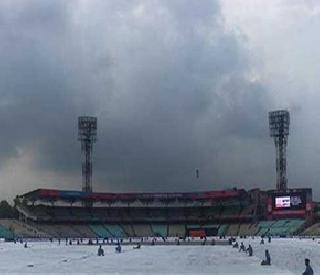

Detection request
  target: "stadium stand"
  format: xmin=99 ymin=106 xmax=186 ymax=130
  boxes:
xmin=89 ymin=225 xmax=112 ymax=238
xmin=133 ymin=224 xmax=153 ymax=237
xmin=226 ymin=224 xmax=239 ymax=236
xmin=217 ymin=224 xmax=229 ymax=236
xmin=256 ymin=221 xmax=275 ymax=236
xmin=0 ymin=219 xmax=48 ymax=238
xmin=151 ymin=224 xmax=168 ymax=237
xmin=238 ymin=223 xmax=258 ymax=236
xmin=9 ymin=188 xmax=311 ymax=239
xmin=240 ymin=204 xmax=257 ymax=217
xmin=105 ymin=224 xmax=127 ymax=238
xmin=35 ymin=224 xmax=82 ymax=238
xmin=121 ymin=224 xmax=135 ymax=236
xmin=168 ymin=224 xmax=186 ymax=237
xmin=70 ymin=225 xmax=96 ymax=238
xmin=303 ymin=223 xmax=320 ymax=235
xmin=256 ymin=219 xmax=304 ymax=236
xmin=0 ymin=224 xmax=15 ymax=239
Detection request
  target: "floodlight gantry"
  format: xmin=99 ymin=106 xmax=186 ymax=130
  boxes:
xmin=78 ymin=116 xmax=97 ymax=194
xmin=269 ymin=110 xmax=290 ymax=190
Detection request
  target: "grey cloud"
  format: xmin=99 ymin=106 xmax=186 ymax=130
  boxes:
xmin=0 ymin=0 xmax=278 ymax=199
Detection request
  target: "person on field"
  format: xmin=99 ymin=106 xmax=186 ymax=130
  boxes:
xmin=302 ymin=258 xmax=314 ymax=275
xmin=115 ymin=243 xmax=121 ymax=253
xmin=261 ymin=249 xmax=271 ymax=266
xmin=247 ymin=244 xmax=253 ymax=256
xmin=98 ymin=245 xmax=104 ymax=256
xmin=239 ymin=242 xmax=245 ymax=252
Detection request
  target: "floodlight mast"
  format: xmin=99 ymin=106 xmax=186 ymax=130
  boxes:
xmin=269 ymin=110 xmax=290 ymax=190
xmin=78 ymin=116 xmax=97 ymax=196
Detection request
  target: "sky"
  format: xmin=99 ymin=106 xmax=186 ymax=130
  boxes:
xmin=0 ymin=0 xmax=320 ymax=201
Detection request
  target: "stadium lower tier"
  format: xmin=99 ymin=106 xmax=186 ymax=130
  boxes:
xmin=0 ymin=220 xmax=307 ymax=239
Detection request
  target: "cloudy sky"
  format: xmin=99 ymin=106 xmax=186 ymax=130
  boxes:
xmin=1 ymin=0 xmax=320 ymax=201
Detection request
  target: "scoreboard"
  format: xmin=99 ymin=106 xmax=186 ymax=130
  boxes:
xmin=273 ymin=192 xmax=306 ymax=211
xmin=267 ymin=188 xmax=312 ymax=218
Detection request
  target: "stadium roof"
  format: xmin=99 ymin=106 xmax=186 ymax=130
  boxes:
xmin=18 ymin=188 xmax=246 ymax=203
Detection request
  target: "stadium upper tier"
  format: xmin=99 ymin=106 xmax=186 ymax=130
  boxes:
xmin=15 ymin=188 xmax=257 ymax=224
xmin=17 ymin=188 xmax=247 ymax=204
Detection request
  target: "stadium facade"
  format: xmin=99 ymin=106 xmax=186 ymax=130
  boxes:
xmin=0 ymin=187 xmax=311 ymax=239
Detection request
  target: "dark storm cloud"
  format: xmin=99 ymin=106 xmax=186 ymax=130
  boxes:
xmin=0 ymin=0 xmax=274 ymax=199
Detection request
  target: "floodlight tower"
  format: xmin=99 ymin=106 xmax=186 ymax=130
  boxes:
xmin=269 ymin=110 xmax=290 ymax=190
xmin=78 ymin=116 xmax=97 ymax=193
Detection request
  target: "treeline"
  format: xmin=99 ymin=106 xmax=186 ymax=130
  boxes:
xmin=0 ymin=200 xmax=18 ymax=218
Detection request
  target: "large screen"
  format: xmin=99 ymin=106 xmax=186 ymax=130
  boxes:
xmin=273 ymin=192 xmax=306 ymax=210
xmin=275 ymin=196 xmax=291 ymax=208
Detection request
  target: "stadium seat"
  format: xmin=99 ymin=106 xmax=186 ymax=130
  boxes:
xmin=89 ymin=225 xmax=112 ymax=238
xmin=217 ymin=224 xmax=229 ymax=236
xmin=133 ymin=224 xmax=153 ymax=237
xmin=168 ymin=224 xmax=186 ymax=237
xmin=104 ymin=224 xmax=127 ymax=238
xmin=151 ymin=224 xmax=168 ymax=237
xmin=226 ymin=224 xmax=239 ymax=236
xmin=0 ymin=225 xmax=14 ymax=239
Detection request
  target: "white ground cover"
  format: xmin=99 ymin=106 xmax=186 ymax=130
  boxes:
xmin=0 ymin=237 xmax=318 ymax=274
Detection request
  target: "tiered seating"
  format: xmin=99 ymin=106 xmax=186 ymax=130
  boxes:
xmin=240 ymin=204 xmax=256 ymax=217
xmin=151 ymin=224 xmax=168 ymax=237
xmin=220 ymin=200 xmax=241 ymax=207
xmin=0 ymin=219 xmax=48 ymax=238
xmin=168 ymin=224 xmax=186 ymax=237
xmin=221 ymin=207 xmax=241 ymax=217
xmin=89 ymin=225 xmax=112 ymax=238
xmin=220 ymin=200 xmax=241 ymax=219
xmin=38 ymin=224 xmax=82 ymax=237
xmin=314 ymin=203 xmax=320 ymax=217
xmin=207 ymin=208 xmax=221 ymax=218
xmin=133 ymin=224 xmax=153 ymax=237
xmin=70 ymin=225 xmax=96 ymax=238
xmin=256 ymin=221 xmax=275 ymax=236
xmin=18 ymin=205 xmax=51 ymax=221
xmin=201 ymin=224 xmax=219 ymax=236
xmin=267 ymin=220 xmax=304 ymax=236
xmin=105 ymin=225 xmax=127 ymax=238
xmin=238 ymin=223 xmax=258 ymax=236
xmin=217 ymin=224 xmax=229 ymax=236
xmin=304 ymin=223 xmax=320 ymax=235
xmin=35 ymin=224 xmax=59 ymax=237
xmin=121 ymin=224 xmax=135 ymax=236
xmin=226 ymin=224 xmax=239 ymax=236
xmin=0 ymin=225 xmax=14 ymax=239
xmin=257 ymin=220 xmax=304 ymax=236
xmin=286 ymin=220 xmax=304 ymax=234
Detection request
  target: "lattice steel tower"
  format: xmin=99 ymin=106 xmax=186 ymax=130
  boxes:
xmin=269 ymin=110 xmax=290 ymax=190
xmin=78 ymin=116 xmax=97 ymax=193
